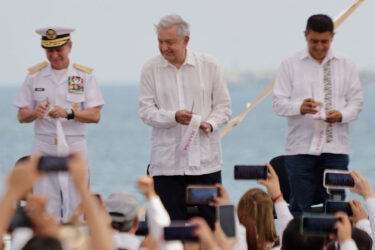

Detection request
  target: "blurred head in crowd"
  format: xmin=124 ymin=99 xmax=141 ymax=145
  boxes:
xmin=237 ymin=188 xmax=278 ymax=249
xmin=282 ymin=217 xmax=325 ymax=250
xmin=106 ymin=191 xmax=139 ymax=233
xmin=22 ymin=235 xmax=63 ymax=250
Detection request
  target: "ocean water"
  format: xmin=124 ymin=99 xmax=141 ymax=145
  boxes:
xmin=1 ymin=82 xmax=374 ymax=206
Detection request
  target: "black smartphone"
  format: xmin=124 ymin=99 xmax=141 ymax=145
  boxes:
xmin=234 ymin=165 xmax=268 ymax=180
xmin=301 ymin=214 xmax=338 ymax=236
xmin=38 ymin=156 xmax=69 ymax=171
xmin=323 ymin=170 xmax=354 ymax=189
xmin=325 ymin=200 xmax=353 ymax=216
xmin=8 ymin=207 xmax=32 ymax=232
xmin=135 ymin=221 xmax=148 ymax=236
xmin=186 ymin=185 xmax=219 ymax=205
xmin=217 ymin=204 xmax=236 ymax=237
xmin=164 ymin=222 xmax=198 ymax=242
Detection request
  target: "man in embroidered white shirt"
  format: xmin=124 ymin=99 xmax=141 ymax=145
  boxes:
xmin=138 ymin=15 xmax=231 ymax=228
xmin=272 ymin=14 xmax=363 ymax=214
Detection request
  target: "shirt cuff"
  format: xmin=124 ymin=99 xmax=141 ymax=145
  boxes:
xmin=356 ymin=219 xmax=370 ymax=229
xmin=292 ymin=100 xmax=302 ymax=116
xmin=206 ymin=119 xmax=217 ymax=131
xmin=365 ymin=197 xmax=375 ymax=210
xmin=340 ymin=239 xmax=357 ymax=250
xmin=340 ymin=110 xmax=350 ymax=123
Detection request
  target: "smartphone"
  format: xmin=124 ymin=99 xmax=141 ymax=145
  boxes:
xmin=217 ymin=204 xmax=236 ymax=238
xmin=38 ymin=156 xmax=69 ymax=171
xmin=135 ymin=221 xmax=148 ymax=236
xmin=325 ymin=200 xmax=353 ymax=216
xmin=301 ymin=214 xmax=338 ymax=236
xmin=323 ymin=170 xmax=354 ymax=189
xmin=164 ymin=222 xmax=198 ymax=242
xmin=234 ymin=165 xmax=268 ymax=180
xmin=8 ymin=207 xmax=32 ymax=232
xmin=186 ymin=185 xmax=219 ymax=205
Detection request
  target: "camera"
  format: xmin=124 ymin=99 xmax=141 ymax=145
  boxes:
xmin=301 ymin=214 xmax=338 ymax=236
xmin=8 ymin=207 xmax=32 ymax=232
xmin=325 ymin=200 xmax=353 ymax=216
xmin=185 ymin=185 xmax=219 ymax=205
xmin=323 ymin=170 xmax=354 ymax=189
xmin=38 ymin=156 xmax=69 ymax=172
xmin=164 ymin=222 xmax=198 ymax=242
xmin=234 ymin=165 xmax=268 ymax=180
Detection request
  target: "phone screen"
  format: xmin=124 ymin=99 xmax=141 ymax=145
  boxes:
xmin=234 ymin=165 xmax=267 ymax=180
xmin=38 ymin=156 xmax=69 ymax=172
xmin=325 ymin=172 xmax=354 ymax=187
xmin=186 ymin=187 xmax=219 ymax=204
xmin=164 ymin=223 xmax=198 ymax=242
xmin=301 ymin=216 xmax=337 ymax=236
xmin=217 ymin=204 xmax=235 ymax=237
xmin=8 ymin=207 xmax=32 ymax=232
xmin=325 ymin=201 xmax=353 ymax=216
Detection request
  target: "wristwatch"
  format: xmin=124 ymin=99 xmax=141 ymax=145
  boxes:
xmin=66 ymin=108 xmax=75 ymax=120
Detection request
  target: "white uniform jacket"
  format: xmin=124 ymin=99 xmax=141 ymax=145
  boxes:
xmin=139 ymin=50 xmax=231 ymax=176
xmin=14 ymin=62 xmax=104 ymax=137
xmin=272 ymin=49 xmax=362 ymax=155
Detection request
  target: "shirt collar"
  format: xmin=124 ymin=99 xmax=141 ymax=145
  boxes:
xmin=300 ymin=48 xmax=341 ymax=63
xmin=159 ymin=49 xmax=196 ymax=68
xmin=42 ymin=62 xmax=72 ymax=76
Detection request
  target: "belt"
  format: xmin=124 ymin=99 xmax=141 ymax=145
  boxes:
xmin=35 ymin=134 xmax=85 ymax=145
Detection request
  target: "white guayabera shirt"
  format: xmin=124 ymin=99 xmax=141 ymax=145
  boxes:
xmin=273 ymin=49 xmax=362 ymax=156
xmin=139 ymin=50 xmax=231 ymax=176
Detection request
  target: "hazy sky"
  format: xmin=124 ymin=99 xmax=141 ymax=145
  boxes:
xmin=0 ymin=0 xmax=373 ymax=86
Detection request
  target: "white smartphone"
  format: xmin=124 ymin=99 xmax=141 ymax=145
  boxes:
xmin=323 ymin=169 xmax=354 ymax=189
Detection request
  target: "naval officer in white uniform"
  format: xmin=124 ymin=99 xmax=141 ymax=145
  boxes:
xmin=14 ymin=27 xmax=104 ymax=223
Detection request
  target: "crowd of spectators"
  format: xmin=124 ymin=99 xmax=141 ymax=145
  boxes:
xmin=0 ymin=154 xmax=374 ymax=250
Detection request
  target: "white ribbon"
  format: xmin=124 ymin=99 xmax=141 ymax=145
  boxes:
xmin=179 ymin=114 xmax=201 ymax=166
xmin=308 ymin=103 xmax=327 ymax=155
xmin=56 ymin=118 xmax=71 ymax=223
xmin=56 ymin=119 xmax=69 ymax=156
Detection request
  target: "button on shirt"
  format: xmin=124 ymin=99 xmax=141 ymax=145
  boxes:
xmin=14 ymin=63 xmax=104 ymax=136
xmin=139 ymin=50 xmax=231 ymax=176
xmin=272 ymin=49 xmax=363 ymax=155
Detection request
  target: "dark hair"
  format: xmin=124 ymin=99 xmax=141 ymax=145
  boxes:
xmin=352 ymin=228 xmax=373 ymax=250
xmin=15 ymin=156 xmax=30 ymax=165
xmin=22 ymin=235 xmax=63 ymax=250
xmin=282 ymin=217 xmax=325 ymax=250
xmin=238 ymin=214 xmax=262 ymax=250
xmin=306 ymin=14 xmax=334 ymax=33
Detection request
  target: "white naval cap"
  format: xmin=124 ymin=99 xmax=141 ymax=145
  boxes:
xmin=35 ymin=26 xmax=75 ymax=48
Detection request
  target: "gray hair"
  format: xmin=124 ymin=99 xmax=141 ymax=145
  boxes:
xmin=155 ymin=15 xmax=190 ymax=38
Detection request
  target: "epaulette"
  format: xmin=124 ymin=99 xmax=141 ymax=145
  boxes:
xmin=73 ymin=63 xmax=94 ymax=74
xmin=27 ymin=61 xmax=48 ymax=74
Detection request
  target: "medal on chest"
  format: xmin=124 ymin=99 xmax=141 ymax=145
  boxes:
xmin=68 ymin=76 xmax=84 ymax=94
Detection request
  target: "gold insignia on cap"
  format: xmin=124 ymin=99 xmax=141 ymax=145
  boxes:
xmin=46 ymin=29 xmax=57 ymax=40
xmin=73 ymin=103 xmax=79 ymax=110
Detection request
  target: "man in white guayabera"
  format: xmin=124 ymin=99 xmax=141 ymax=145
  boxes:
xmin=272 ymin=14 xmax=363 ymax=215
xmin=138 ymin=15 xmax=231 ymax=228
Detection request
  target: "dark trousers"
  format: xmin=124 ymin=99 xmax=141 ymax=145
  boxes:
xmin=285 ymin=153 xmax=349 ymax=215
xmin=153 ymin=171 xmax=222 ymax=229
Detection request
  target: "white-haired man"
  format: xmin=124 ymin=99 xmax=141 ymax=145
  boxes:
xmin=138 ymin=15 xmax=231 ymax=228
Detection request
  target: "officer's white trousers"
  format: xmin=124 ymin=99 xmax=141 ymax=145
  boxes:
xmin=31 ymin=134 xmax=88 ymax=223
